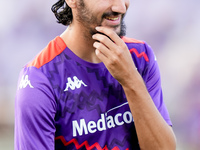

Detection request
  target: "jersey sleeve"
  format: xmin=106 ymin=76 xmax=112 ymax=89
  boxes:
xmin=143 ymin=43 xmax=172 ymax=126
xmin=15 ymin=66 xmax=57 ymax=150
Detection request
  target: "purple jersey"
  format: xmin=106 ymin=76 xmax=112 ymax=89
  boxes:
xmin=15 ymin=36 xmax=172 ymax=150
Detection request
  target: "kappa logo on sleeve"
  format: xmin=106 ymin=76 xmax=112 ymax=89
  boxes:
xmin=18 ymin=75 xmax=34 ymax=89
xmin=64 ymin=76 xmax=87 ymax=91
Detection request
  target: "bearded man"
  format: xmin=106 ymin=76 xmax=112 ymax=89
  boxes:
xmin=14 ymin=0 xmax=176 ymax=149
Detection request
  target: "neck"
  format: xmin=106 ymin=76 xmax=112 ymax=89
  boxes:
xmin=60 ymin=25 xmax=101 ymax=64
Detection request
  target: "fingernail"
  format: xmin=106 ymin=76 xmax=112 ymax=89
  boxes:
xmin=95 ymin=27 xmax=100 ymax=30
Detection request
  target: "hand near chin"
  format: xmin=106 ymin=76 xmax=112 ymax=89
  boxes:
xmin=92 ymin=26 xmax=141 ymax=87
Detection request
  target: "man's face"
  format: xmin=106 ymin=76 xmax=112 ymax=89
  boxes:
xmin=76 ymin=0 xmax=130 ymax=38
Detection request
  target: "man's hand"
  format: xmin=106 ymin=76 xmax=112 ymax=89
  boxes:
xmin=92 ymin=27 xmax=176 ymax=150
xmin=92 ymin=26 xmax=140 ymax=87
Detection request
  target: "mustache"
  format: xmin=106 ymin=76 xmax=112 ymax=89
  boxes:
xmin=102 ymin=12 xmax=122 ymax=18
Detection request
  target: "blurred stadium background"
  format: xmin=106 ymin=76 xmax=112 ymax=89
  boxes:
xmin=0 ymin=0 xmax=200 ymax=149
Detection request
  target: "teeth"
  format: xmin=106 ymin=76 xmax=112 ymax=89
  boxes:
xmin=105 ymin=17 xmax=119 ymax=21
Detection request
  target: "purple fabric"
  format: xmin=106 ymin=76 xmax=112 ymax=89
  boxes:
xmin=15 ymin=37 xmax=172 ymax=150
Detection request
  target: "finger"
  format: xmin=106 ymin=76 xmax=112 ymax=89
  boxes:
xmin=95 ymin=49 xmax=108 ymax=63
xmin=95 ymin=26 xmax=125 ymax=47
xmin=92 ymin=33 xmax=116 ymax=50
xmin=93 ymin=41 xmax=111 ymax=57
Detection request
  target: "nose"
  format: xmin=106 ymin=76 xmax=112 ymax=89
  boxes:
xmin=111 ymin=0 xmax=129 ymax=14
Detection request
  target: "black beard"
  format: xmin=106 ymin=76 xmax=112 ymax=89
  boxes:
xmin=76 ymin=0 xmax=127 ymax=39
xmin=93 ymin=20 xmax=126 ymax=42
xmin=101 ymin=12 xmax=127 ymax=37
xmin=119 ymin=20 xmax=126 ymax=37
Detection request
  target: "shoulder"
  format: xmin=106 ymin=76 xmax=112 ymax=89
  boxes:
xmin=122 ymin=36 xmax=158 ymax=78
xmin=122 ymin=36 xmax=153 ymax=63
xmin=122 ymin=36 xmax=145 ymax=44
xmin=27 ymin=36 xmax=67 ymax=69
xmin=17 ymin=36 xmax=67 ymax=95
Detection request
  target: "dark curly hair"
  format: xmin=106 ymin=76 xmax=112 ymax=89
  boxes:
xmin=51 ymin=0 xmax=73 ymax=26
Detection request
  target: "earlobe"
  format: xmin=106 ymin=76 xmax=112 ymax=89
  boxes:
xmin=65 ymin=0 xmax=76 ymax=8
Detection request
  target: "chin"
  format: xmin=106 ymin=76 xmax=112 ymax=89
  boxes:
xmin=105 ymin=25 xmax=121 ymax=35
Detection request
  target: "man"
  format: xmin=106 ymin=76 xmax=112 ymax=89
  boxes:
xmin=15 ymin=0 xmax=176 ymax=149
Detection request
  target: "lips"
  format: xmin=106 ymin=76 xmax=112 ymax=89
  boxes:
xmin=105 ymin=16 xmax=120 ymax=21
xmin=105 ymin=16 xmax=119 ymax=21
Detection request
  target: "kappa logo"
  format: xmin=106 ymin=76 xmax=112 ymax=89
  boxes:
xmin=18 ymin=75 xmax=34 ymax=89
xmin=64 ymin=76 xmax=87 ymax=91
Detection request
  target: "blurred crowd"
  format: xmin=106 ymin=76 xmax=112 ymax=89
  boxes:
xmin=0 ymin=0 xmax=200 ymax=149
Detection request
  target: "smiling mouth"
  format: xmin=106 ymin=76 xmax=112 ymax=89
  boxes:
xmin=105 ymin=16 xmax=120 ymax=21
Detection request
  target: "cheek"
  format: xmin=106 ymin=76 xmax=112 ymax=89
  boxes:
xmin=90 ymin=11 xmax=104 ymax=24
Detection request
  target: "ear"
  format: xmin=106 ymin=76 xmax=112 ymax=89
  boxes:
xmin=65 ymin=0 xmax=76 ymax=8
